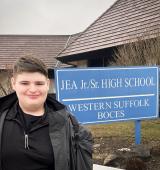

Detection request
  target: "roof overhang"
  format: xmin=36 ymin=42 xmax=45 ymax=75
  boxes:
xmin=57 ymin=47 xmax=114 ymax=64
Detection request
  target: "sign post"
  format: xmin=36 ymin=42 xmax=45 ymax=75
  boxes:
xmin=135 ymin=120 xmax=141 ymax=145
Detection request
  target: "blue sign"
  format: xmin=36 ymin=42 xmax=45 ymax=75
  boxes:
xmin=55 ymin=67 xmax=159 ymax=124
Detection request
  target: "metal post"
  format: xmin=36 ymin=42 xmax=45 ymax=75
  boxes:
xmin=135 ymin=120 xmax=141 ymax=145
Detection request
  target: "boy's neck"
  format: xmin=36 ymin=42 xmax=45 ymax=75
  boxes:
xmin=19 ymin=103 xmax=45 ymax=116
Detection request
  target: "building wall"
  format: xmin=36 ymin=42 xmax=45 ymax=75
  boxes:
xmin=49 ymin=78 xmax=55 ymax=94
xmin=73 ymin=60 xmax=87 ymax=67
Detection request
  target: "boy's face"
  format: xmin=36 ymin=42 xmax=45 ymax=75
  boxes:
xmin=11 ymin=72 xmax=50 ymax=112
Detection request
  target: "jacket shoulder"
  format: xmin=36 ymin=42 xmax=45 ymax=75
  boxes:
xmin=0 ymin=92 xmax=17 ymax=113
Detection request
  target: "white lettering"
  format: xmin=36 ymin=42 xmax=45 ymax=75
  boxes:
xmin=125 ymin=77 xmax=155 ymax=88
xmin=97 ymin=110 xmax=125 ymax=120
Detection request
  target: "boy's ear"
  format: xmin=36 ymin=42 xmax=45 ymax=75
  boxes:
xmin=11 ymin=77 xmax=16 ymax=90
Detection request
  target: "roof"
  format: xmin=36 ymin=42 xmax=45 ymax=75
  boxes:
xmin=0 ymin=34 xmax=70 ymax=69
xmin=58 ymin=0 xmax=160 ymax=58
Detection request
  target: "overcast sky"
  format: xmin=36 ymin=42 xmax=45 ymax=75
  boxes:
xmin=0 ymin=0 xmax=117 ymax=35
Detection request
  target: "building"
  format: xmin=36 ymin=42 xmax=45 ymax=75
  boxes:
xmin=57 ymin=0 xmax=160 ymax=67
xmin=0 ymin=34 xmax=77 ymax=95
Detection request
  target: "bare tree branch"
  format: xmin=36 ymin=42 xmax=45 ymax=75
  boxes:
xmin=110 ymin=33 xmax=160 ymax=66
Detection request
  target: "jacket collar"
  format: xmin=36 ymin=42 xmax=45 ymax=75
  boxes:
xmin=6 ymin=101 xmax=49 ymax=121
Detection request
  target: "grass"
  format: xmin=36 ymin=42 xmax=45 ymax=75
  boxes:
xmin=86 ymin=119 xmax=160 ymax=141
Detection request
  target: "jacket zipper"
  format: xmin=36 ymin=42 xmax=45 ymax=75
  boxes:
xmin=13 ymin=118 xmax=48 ymax=150
xmin=24 ymin=122 xmax=48 ymax=150
xmin=12 ymin=119 xmax=30 ymax=150
xmin=24 ymin=133 xmax=29 ymax=149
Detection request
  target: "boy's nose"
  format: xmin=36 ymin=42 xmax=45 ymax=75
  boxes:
xmin=29 ymin=85 xmax=37 ymax=92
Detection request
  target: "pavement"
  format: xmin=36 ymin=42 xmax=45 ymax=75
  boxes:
xmin=93 ymin=164 xmax=123 ymax=170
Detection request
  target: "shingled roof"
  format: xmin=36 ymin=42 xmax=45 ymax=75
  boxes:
xmin=58 ymin=0 xmax=160 ymax=58
xmin=0 ymin=34 xmax=70 ymax=69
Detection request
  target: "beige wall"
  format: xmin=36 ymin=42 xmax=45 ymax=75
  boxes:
xmin=49 ymin=78 xmax=55 ymax=93
xmin=68 ymin=60 xmax=87 ymax=67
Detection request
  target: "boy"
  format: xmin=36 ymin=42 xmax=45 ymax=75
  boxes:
xmin=0 ymin=56 xmax=92 ymax=170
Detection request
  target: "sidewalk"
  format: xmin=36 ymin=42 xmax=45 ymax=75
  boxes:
xmin=93 ymin=164 xmax=124 ymax=170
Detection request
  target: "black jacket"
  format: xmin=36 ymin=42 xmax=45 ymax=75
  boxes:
xmin=0 ymin=92 xmax=72 ymax=170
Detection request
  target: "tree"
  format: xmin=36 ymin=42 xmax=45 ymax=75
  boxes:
xmin=110 ymin=34 xmax=160 ymax=66
xmin=0 ymin=65 xmax=13 ymax=96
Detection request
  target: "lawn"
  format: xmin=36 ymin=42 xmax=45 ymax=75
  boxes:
xmin=87 ymin=118 xmax=160 ymax=141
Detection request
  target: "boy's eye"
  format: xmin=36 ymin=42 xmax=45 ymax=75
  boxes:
xmin=19 ymin=81 xmax=45 ymax=85
xmin=20 ymin=82 xmax=29 ymax=85
xmin=36 ymin=82 xmax=45 ymax=85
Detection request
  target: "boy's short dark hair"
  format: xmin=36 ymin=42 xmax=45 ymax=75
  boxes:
xmin=13 ymin=56 xmax=48 ymax=77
